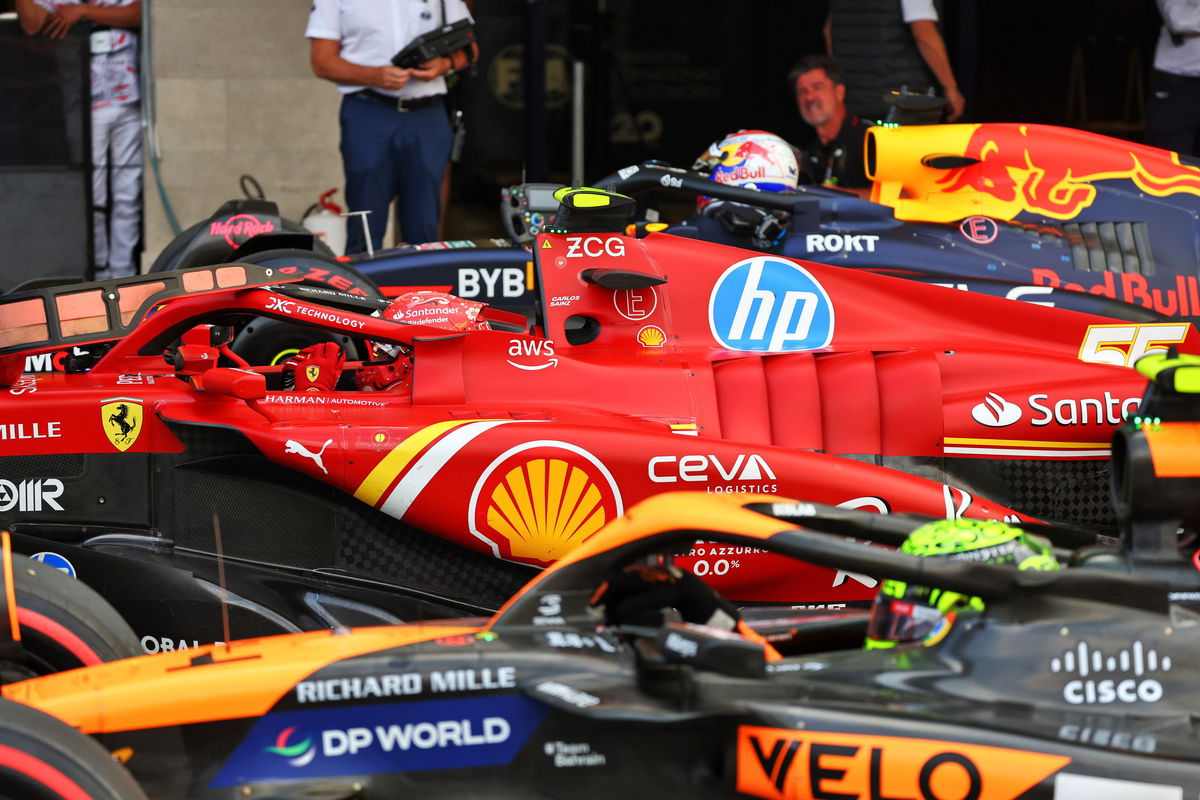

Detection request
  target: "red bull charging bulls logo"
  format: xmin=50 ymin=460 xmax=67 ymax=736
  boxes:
xmin=935 ymin=123 xmax=1200 ymax=220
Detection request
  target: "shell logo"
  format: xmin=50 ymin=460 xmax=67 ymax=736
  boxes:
xmin=469 ymin=442 xmax=623 ymax=566
xmin=637 ymin=325 xmax=666 ymax=348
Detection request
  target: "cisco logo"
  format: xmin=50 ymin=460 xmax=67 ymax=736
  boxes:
xmin=708 ymin=257 xmax=835 ymax=352
xmin=1051 ymin=641 xmax=1171 ymax=705
xmin=971 ymin=392 xmax=1022 ymax=427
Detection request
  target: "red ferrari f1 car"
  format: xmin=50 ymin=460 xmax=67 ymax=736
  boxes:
xmin=0 ymin=188 xmax=1192 ymax=647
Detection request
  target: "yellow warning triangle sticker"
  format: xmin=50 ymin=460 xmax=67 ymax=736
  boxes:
xmin=541 ymin=239 xmax=553 ymax=248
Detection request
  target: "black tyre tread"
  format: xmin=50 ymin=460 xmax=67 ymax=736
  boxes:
xmin=240 ymin=247 xmax=383 ymax=299
xmin=146 ymin=219 xmax=207 ymax=274
xmin=150 ymin=215 xmax=318 ymax=274
xmin=12 ymin=554 xmax=141 ymax=666
xmin=231 ymin=317 xmax=359 ymax=367
xmin=0 ymin=698 xmax=147 ymax=800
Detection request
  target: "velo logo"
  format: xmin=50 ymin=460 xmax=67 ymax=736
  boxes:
xmin=708 ymin=257 xmax=834 ymax=352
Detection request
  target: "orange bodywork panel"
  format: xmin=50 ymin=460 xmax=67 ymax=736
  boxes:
xmin=490 ymin=492 xmax=785 ymax=622
xmin=1144 ymin=422 xmax=1200 ymax=477
xmin=2 ymin=624 xmax=479 ymax=734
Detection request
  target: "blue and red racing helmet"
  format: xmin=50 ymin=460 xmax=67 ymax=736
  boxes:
xmin=695 ymin=130 xmax=799 ymax=211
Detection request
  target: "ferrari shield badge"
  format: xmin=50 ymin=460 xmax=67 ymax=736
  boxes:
xmin=306 ymin=365 xmax=321 ymax=383
xmin=101 ymin=398 xmax=142 ymax=451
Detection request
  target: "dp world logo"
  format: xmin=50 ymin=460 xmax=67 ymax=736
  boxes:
xmin=265 ymin=727 xmax=315 ymax=767
xmin=708 ymin=257 xmax=834 ymax=352
xmin=971 ymin=392 xmax=1022 ymax=427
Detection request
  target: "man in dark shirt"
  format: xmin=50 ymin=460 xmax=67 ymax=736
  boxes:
xmin=789 ymin=54 xmax=872 ymax=197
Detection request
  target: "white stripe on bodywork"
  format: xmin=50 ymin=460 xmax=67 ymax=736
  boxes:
xmin=379 ymin=420 xmax=518 ymax=520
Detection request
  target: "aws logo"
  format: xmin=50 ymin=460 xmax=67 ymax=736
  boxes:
xmin=506 ymin=338 xmax=557 ymax=370
xmin=736 ymin=726 xmax=1069 ymax=800
xmin=265 ymin=727 xmax=315 ymax=767
xmin=468 ymin=442 xmax=622 ymax=565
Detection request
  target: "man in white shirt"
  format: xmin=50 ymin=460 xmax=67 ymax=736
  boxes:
xmin=307 ymin=0 xmax=475 ymax=253
xmin=16 ymin=0 xmax=143 ymax=280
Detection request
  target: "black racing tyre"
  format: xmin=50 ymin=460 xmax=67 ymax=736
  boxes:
xmin=238 ymin=247 xmax=383 ymax=299
xmin=146 ymin=218 xmax=208 ymax=274
xmin=0 ymin=698 xmax=147 ymax=800
xmin=229 ymin=248 xmax=382 ymax=366
xmin=149 ymin=215 xmax=326 ymax=274
xmin=1 ymin=554 xmax=141 ymax=681
xmin=230 ymin=316 xmax=361 ymax=367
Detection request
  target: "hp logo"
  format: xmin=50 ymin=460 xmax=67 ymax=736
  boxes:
xmin=708 ymin=257 xmax=835 ymax=352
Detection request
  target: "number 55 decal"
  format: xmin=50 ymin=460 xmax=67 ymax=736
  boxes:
xmin=1078 ymin=323 xmax=1191 ymax=367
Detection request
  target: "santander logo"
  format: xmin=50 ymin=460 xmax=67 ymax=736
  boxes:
xmin=971 ymin=392 xmax=1022 ymax=427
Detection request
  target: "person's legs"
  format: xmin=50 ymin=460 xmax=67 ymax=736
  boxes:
xmin=106 ymin=103 xmax=143 ymax=277
xmin=1147 ymin=70 xmax=1200 ymax=156
xmin=340 ymin=94 xmax=401 ymax=254
xmin=391 ymin=103 xmax=452 ymax=245
xmin=90 ymin=103 xmax=115 ymax=278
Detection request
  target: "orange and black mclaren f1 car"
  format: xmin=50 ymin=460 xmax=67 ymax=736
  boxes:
xmin=0 ymin=188 xmax=1194 ymax=649
xmin=2 ymin=491 xmax=1198 ymax=800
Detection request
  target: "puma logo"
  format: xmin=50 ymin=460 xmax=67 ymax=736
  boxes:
xmin=285 ymin=438 xmax=333 ymax=474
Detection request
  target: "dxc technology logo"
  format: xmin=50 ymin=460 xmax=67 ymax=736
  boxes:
xmin=708 ymin=257 xmax=834 ymax=352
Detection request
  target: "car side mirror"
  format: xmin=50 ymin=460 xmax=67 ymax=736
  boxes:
xmin=209 ymin=324 xmax=236 ymax=347
xmin=197 ymin=367 xmax=267 ymax=400
xmin=0 ymin=355 xmax=22 ymax=389
xmin=639 ymin=622 xmax=767 ymax=680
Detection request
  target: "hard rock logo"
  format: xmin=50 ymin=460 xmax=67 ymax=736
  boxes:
xmin=101 ymin=398 xmax=142 ymax=451
xmin=208 ymin=214 xmax=276 ymax=248
xmin=470 ymin=445 xmax=622 ymax=565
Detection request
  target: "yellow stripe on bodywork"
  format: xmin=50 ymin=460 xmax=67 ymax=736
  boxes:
xmin=356 ymin=420 xmax=482 ymax=506
xmin=944 ymin=437 xmax=1108 ymax=449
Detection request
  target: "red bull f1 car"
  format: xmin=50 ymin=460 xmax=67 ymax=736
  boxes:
xmin=122 ymin=122 xmax=1200 ymax=353
xmin=0 ymin=188 xmax=1193 ymax=650
xmin=1 ymin=490 xmax=1197 ymax=800
xmin=609 ymin=123 xmax=1200 ymax=323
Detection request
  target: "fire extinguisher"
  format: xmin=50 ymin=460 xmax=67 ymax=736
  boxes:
xmin=302 ymin=188 xmax=348 ymax=256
